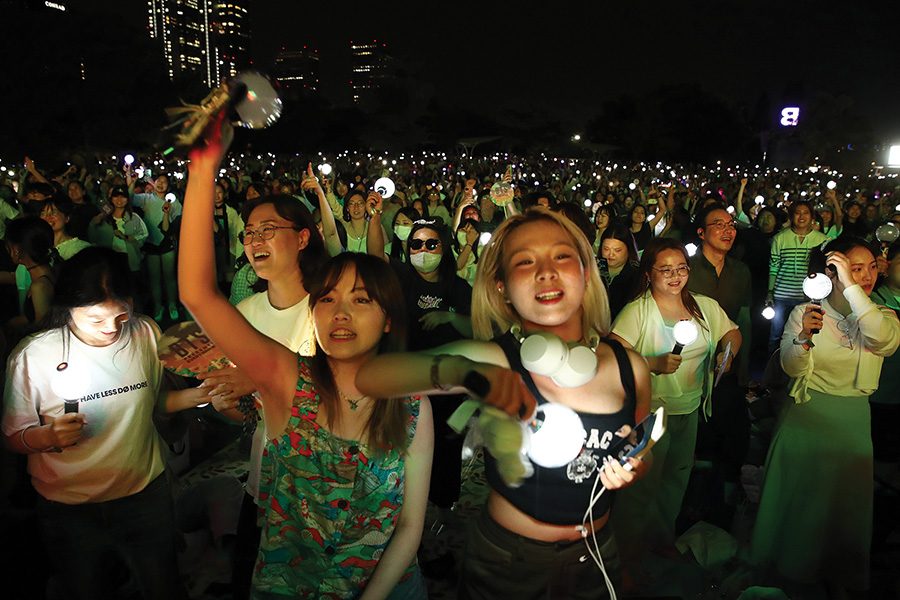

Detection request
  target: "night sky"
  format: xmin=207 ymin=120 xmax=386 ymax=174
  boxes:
xmin=257 ymin=1 xmax=900 ymax=137
xmin=34 ymin=1 xmax=900 ymax=140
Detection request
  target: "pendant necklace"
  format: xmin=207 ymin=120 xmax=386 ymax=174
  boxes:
xmin=338 ymin=389 xmax=366 ymax=411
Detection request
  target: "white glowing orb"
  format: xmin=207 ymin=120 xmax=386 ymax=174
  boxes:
xmin=135 ymin=167 xmax=145 ymax=178
xmin=803 ymin=273 xmax=833 ymax=300
xmin=755 ymin=195 xmax=765 ymax=205
xmin=525 ymin=403 xmax=587 ymax=468
xmin=479 ymin=231 xmax=492 ymax=245
xmin=124 ymin=154 xmax=135 ymax=165
xmin=165 ymin=192 xmax=176 ymax=203
xmin=762 ymin=306 xmax=776 ymax=320
xmin=583 ymin=199 xmax=592 ymax=207
xmin=319 ymin=163 xmax=333 ymax=176
xmin=374 ymin=177 xmax=395 ymax=199
xmin=726 ymin=206 xmax=735 ymax=214
xmin=673 ymin=319 xmax=699 ymax=346
xmin=876 ymin=223 xmax=900 ymax=244
xmin=629 ymin=183 xmax=636 ymax=190
xmin=51 ymin=367 xmax=92 ymax=400
xmin=827 ymin=180 xmax=837 ymax=190
xmin=685 ymin=243 xmax=698 ymax=257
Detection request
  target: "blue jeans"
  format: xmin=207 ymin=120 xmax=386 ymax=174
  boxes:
xmin=37 ymin=474 xmax=185 ymax=600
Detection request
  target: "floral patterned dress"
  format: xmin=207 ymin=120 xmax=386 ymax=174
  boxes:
xmin=252 ymin=356 xmax=420 ymax=599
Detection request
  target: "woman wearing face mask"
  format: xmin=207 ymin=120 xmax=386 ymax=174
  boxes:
xmin=598 ymin=224 xmax=640 ymax=320
xmin=385 ymin=207 xmax=420 ymax=264
xmin=751 ymin=237 xmax=899 ymax=597
xmin=368 ymin=211 xmax=473 ymax=566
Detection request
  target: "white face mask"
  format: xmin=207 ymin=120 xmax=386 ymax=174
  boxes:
xmin=410 ymin=251 xmax=442 ymax=273
xmin=394 ymin=224 xmax=412 ymax=241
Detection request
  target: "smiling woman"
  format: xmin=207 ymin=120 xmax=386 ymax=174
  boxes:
xmin=609 ymin=237 xmax=740 ymax=571
xmin=2 ymin=247 xmax=210 ymax=600
xmin=356 ymin=208 xmax=653 ymax=599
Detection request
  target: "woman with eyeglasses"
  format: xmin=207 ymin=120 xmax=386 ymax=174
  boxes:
xmin=609 ymin=237 xmax=740 ymax=573
xmin=751 ymin=237 xmax=899 ymax=597
xmin=204 ymin=189 xmax=331 ymax=599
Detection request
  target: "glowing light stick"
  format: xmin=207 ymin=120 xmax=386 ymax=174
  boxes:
xmin=524 ymin=403 xmax=587 ymax=468
xmin=876 ymin=223 xmax=900 ymax=256
xmin=51 ymin=364 xmax=92 ymax=413
xmin=672 ymin=320 xmax=699 ymax=355
xmin=374 ymin=177 xmax=395 ymax=199
xmin=802 ymin=273 xmax=833 ymax=342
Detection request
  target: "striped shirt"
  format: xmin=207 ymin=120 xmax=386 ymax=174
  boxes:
xmin=768 ymin=228 xmax=828 ymax=300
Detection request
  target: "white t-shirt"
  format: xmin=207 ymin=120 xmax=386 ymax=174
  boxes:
xmin=236 ymin=291 xmax=314 ymax=499
xmin=2 ymin=318 xmax=166 ymax=504
xmin=612 ymin=292 xmax=736 ymax=415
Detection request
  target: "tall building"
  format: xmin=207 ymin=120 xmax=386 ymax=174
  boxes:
xmin=273 ymin=45 xmax=320 ymax=94
xmin=211 ymin=2 xmax=251 ymax=81
xmin=147 ymin=0 xmax=249 ymax=87
xmin=350 ymin=39 xmax=392 ymax=104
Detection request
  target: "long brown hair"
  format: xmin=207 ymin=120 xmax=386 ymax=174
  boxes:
xmin=632 ymin=238 xmax=707 ymax=330
xmin=307 ymin=253 xmax=411 ymax=454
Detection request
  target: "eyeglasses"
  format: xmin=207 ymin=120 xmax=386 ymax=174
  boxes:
xmin=652 ymin=265 xmax=690 ymax=278
xmin=239 ymin=225 xmax=297 ymax=245
xmin=347 ymin=200 xmax=366 ymax=208
xmin=705 ymin=220 xmax=737 ymax=232
xmin=409 ymin=238 xmax=441 ymax=251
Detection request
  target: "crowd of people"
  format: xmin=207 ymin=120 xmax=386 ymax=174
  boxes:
xmin=1 ymin=131 xmax=899 ymax=600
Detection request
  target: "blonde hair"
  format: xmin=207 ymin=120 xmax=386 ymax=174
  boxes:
xmin=472 ymin=208 xmax=610 ymax=342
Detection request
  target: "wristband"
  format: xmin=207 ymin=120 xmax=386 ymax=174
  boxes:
xmin=430 ymin=354 xmax=453 ymax=391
